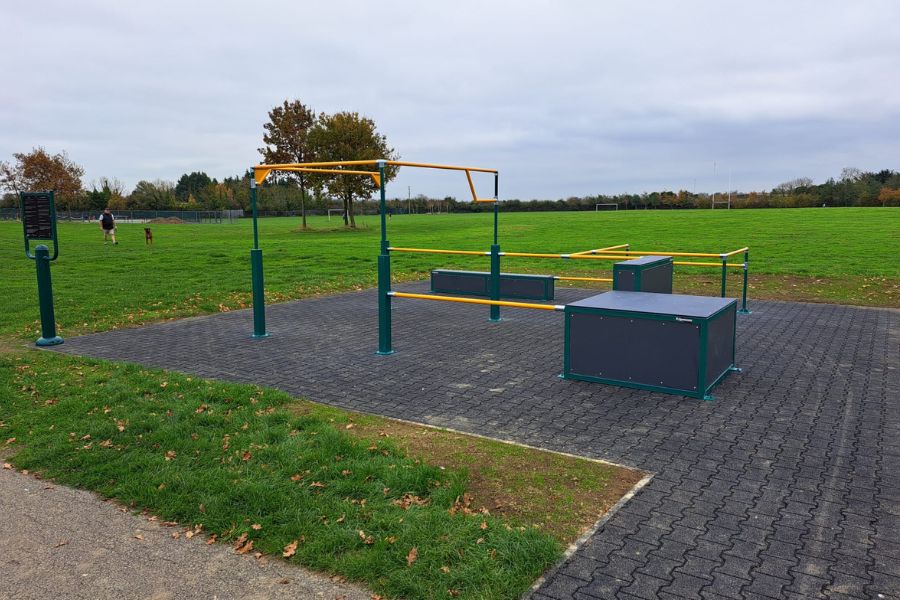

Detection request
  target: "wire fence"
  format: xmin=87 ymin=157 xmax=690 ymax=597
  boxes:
xmin=0 ymin=208 xmax=243 ymax=224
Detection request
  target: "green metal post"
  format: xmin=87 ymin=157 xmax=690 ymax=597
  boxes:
xmin=739 ymin=250 xmax=752 ymax=314
xmin=33 ymin=245 xmax=63 ymax=346
xmin=249 ymin=177 xmax=269 ymax=338
xmin=377 ymin=160 xmax=393 ymax=354
xmin=489 ymin=175 xmax=500 ymax=321
xmin=720 ymin=257 xmax=728 ymax=297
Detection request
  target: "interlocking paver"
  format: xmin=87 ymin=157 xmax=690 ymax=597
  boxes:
xmin=51 ymin=284 xmax=900 ymax=599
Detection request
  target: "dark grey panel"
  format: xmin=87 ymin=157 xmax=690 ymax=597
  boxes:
xmin=568 ymin=312 xmax=700 ymax=392
xmin=431 ymin=271 xmax=488 ymax=295
xmin=498 ymin=277 xmax=550 ymax=298
xmin=569 ymin=291 xmax=735 ymax=318
xmin=615 ymin=270 xmax=636 ymax=291
xmin=705 ymin=304 xmax=736 ymax=386
xmin=642 ymin=263 xmax=674 ymax=293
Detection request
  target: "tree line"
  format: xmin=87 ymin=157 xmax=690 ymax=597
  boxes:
xmin=2 ymin=107 xmax=898 ymax=218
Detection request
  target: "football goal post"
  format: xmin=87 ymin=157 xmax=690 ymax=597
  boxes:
xmin=595 ymin=203 xmax=619 ymax=211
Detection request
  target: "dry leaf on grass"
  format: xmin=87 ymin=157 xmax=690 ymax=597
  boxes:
xmin=406 ymin=546 xmax=418 ymax=566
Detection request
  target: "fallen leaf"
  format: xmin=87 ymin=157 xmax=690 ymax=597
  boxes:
xmin=185 ymin=530 xmax=194 ymax=539
xmin=6 ymin=437 xmax=16 ymax=444
xmin=99 ymin=439 xmax=113 ymax=448
xmin=480 ymin=522 xmax=488 ymax=530
xmin=344 ymin=423 xmax=354 ymax=429
xmin=251 ymin=524 xmax=262 ymax=531
xmin=206 ymin=534 xmax=217 ymax=545
xmin=199 ymin=503 xmax=205 ymax=513
xmin=195 ymin=404 xmax=208 ymax=414
xmin=164 ymin=450 xmax=176 ymax=461
xmin=336 ymin=514 xmax=345 ymax=524
xmin=476 ymin=537 xmax=485 ymax=544
xmin=53 ymin=540 xmax=69 ymax=548
xmin=2 ymin=463 xmax=11 ymax=470
xmin=171 ymin=532 xmax=181 ymax=539
xmin=283 ymin=540 xmax=299 ymax=558
xmin=309 ymin=481 xmax=326 ymax=489
xmin=233 ymin=532 xmax=248 ymax=549
xmin=290 ymin=473 xmax=303 ymax=482
xmin=158 ymin=483 xmax=166 ymax=490
xmin=440 ymin=566 xmax=450 ymax=573
xmin=341 ymin=469 xmax=352 ymax=476
xmin=133 ymin=534 xmax=144 ymax=541
xmin=406 ymin=546 xmax=418 ymax=566
xmin=241 ymin=451 xmax=252 ymax=461
xmin=236 ymin=540 xmax=254 ymax=554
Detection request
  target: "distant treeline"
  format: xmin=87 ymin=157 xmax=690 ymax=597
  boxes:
xmin=3 ymin=167 xmax=899 ymax=213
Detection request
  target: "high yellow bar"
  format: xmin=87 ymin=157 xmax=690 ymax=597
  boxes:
xmin=554 ymin=276 xmax=613 ymax=282
xmin=723 ymin=247 xmax=750 ymax=257
xmin=388 ymin=160 xmax=497 ymax=174
xmin=388 ymin=247 xmax=489 ymax=256
xmin=389 ymin=291 xmax=562 ymax=311
xmin=603 ymin=250 xmax=728 ymax=258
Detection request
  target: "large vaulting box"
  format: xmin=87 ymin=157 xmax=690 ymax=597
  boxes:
xmin=563 ymin=291 xmax=738 ymax=400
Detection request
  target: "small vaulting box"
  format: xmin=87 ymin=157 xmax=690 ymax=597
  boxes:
xmin=430 ymin=270 xmax=555 ymax=301
xmin=563 ymin=291 xmax=738 ymax=400
xmin=613 ymin=255 xmax=674 ymax=294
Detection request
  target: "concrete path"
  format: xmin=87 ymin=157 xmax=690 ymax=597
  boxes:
xmin=52 ymin=283 xmax=900 ymax=600
xmin=0 ymin=466 xmax=371 ymax=600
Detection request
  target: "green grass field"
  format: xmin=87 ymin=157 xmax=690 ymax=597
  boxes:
xmin=1 ymin=207 xmax=897 ymax=598
xmin=2 ymin=207 xmax=898 ymax=341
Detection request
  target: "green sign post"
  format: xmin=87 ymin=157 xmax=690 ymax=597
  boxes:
xmin=21 ymin=191 xmax=63 ymax=346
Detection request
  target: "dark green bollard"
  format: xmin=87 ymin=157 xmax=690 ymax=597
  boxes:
xmin=489 ymin=244 xmax=501 ymax=322
xmin=250 ymin=248 xmax=269 ymax=338
xmin=720 ymin=258 xmax=728 ymax=297
xmin=34 ymin=245 xmax=63 ymax=346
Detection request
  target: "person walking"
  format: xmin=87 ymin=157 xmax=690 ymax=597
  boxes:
xmin=98 ymin=208 xmax=118 ymax=245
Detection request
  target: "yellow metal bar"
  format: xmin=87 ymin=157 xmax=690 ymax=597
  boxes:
xmin=571 ymin=243 xmax=630 ymax=256
xmin=388 ymin=247 xmax=488 ymax=256
xmin=674 ymin=261 xmax=744 ymax=268
xmin=389 ymin=291 xmax=562 ymax=311
xmin=387 ymin=160 xmax=497 ymax=174
xmin=723 ymin=247 xmax=750 ymax=257
xmin=554 ymin=276 xmax=613 ymax=282
xmin=463 ymin=169 xmax=496 ymax=203
xmin=602 ymin=250 xmax=728 ymax=258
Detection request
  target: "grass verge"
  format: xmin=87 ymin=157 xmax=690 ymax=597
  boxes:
xmin=0 ymin=350 xmax=643 ymax=599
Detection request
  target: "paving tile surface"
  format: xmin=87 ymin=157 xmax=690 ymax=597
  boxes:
xmin=53 ymin=283 xmax=900 ymax=599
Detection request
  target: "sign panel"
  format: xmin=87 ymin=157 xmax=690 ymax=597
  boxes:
xmin=22 ymin=192 xmax=55 ymax=240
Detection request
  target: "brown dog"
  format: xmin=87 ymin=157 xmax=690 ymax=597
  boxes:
xmin=144 ymin=227 xmax=153 ymax=245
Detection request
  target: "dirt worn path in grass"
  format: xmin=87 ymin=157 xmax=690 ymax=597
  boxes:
xmin=0 ymin=466 xmax=370 ymax=600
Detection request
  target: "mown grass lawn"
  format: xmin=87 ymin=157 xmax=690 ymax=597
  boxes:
xmin=0 ymin=351 xmax=642 ymax=600
xmin=2 ymin=207 xmax=898 ymax=341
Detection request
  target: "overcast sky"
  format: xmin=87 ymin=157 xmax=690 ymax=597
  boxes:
xmin=3 ymin=1 xmax=899 ymax=200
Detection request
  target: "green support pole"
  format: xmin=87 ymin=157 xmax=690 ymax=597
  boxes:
xmin=377 ymin=160 xmax=393 ymax=354
xmin=489 ymin=243 xmax=501 ymax=322
xmin=739 ymin=249 xmax=752 ymax=314
xmin=249 ymin=177 xmax=269 ymax=338
xmin=720 ymin=257 xmax=728 ymax=297
xmin=489 ymin=175 xmax=500 ymax=322
xmin=33 ymin=245 xmax=63 ymax=347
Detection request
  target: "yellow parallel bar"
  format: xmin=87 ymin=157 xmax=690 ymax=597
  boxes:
xmin=674 ymin=261 xmax=744 ymax=268
xmin=464 ymin=169 xmax=497 ymax=203
xmin=388 ymin=247 xmax=488 ymax=256
xmin=554 ymin=276 xmax=613 ymax=282
xmin=609 ymin=250 xmax=728 ymax=258
xmin=390 ymin=291 xmax=562 ymax=311
xmin=571 ymin=243 xmax=630 ymax=256
xmin=723 ymin=247 xmax=749 ymax=257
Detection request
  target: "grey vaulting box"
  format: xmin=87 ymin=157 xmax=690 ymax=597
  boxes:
xmin=430 ymin=270 xmax=555 ymax=301
xmin=612 ymin=255 xmax=674 ymax=293
xmin=563 ymin=291 xmax=738 ymax=400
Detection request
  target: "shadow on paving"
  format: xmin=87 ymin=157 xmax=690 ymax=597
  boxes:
xmin=52 ymin=282 xmax=900 ymax=600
